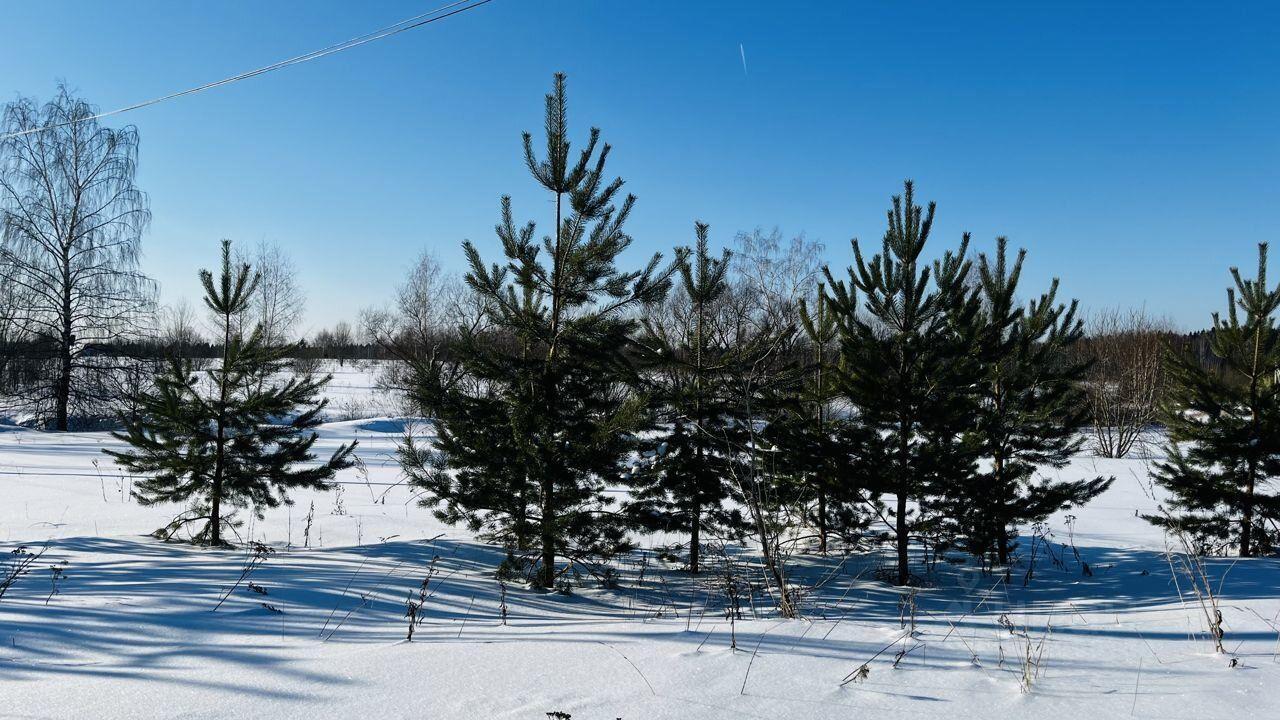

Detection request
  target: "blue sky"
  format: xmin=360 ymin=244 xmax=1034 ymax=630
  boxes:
xmin=3 ymin=1 xmax=1277 ymax=331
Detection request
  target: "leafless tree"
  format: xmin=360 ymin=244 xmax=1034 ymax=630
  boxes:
xmin=1082 ymin=307 xmax=1173 ymax=458
xmin=159 ymin=299 xmax=205 ymax=358
xmin=235 ymin=240 xmax=304 ymax=346
xmin=0 ymin=263 xmax=39 ymax=405
xmin=330 ymin=321 xmax=354 ymax=352
xmin=731 ymin=227 xmax=824 ymax=330
xmin=310 ymin=320 xmax=357 ymax=368
xmin=0 ymin=86 xmax=154 ymax=429
xmin=721 ymin=332 xmax=804 ymax=619
xmin=332 ymin=319 xmax=353 ymax=345
xmin=700 ymin=234 xmax=823 ymax=618
xmin=362 ymin=250 xmax=481 ymax=412
xmin=362 ymin=252 xmax=448 ymax=360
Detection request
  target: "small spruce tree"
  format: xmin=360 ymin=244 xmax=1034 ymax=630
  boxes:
xmin=1147 ymin=243 xmax=1280 ymax=556
xmin=106 ymin=240 xmax=356 ymax=545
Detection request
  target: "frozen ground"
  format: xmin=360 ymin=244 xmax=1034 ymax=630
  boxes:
xmin=1 ymin=363 xmax=1278 ymax=719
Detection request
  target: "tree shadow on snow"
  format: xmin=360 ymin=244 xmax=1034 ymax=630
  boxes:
xmin=1 ymin=534 xmax=1277 ymax=697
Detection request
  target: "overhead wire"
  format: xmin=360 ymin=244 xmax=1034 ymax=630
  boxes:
xmin=0 ymin=0 xmax=496 ymax=141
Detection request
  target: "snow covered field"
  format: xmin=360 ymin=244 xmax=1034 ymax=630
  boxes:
xmin=2 ymin=364 xmax=1279 ymax=719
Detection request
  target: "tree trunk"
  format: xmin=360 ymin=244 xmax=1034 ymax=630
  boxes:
xmin=538 ymin=189 xmax=564 ymax=590
xmin=993 ymin=453 xmax=1008 ymax=568
xmin=691 ymin=282 xmax=705 ymax=576
xmin=1242 ymin=473 xmax=1255 ymax=558
xmin=210 ymin=311 xmax=231 ymax=547
xmin=540 ymin=473 xmax=556 ymax=588
xmin=753 ymin=499 xmax=796 ymax=618
xmin=56 ymin=252 xmax=73 ymax=431
xmin=689 ymin=500 xmax=701 ymax=574
xmin=515 ymin=484 xmax=530 ymax=551
xmin=209 ymin=475 xmax=222 ymax=546
xmin=896 ymin=417 xmax=911 ymax=586
xmin=815 ymin=341 xmax=828 ymax=555
xmin=1243 ymin=347 xmax=1261 ymax=558
xmin=817 ymin=490 xmax=828 ymax=554
xmin=54 ymin=347 xmax=71 ymax=431
xmin=896 ymin=492 xmax=909 ymax=585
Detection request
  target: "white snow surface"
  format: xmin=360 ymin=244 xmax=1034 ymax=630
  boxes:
xmin=1 ymin=362 xmax=1278 ymax=719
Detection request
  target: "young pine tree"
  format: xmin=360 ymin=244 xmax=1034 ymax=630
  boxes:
xmin=106 ymin=240 xmax=356 ymax=545
xmin=822 ymin=182 xmax=981 ymax=585
xmin=402 ymin=74 xmax=678 ymax=588
xmin=1147 ymin=243 xmax=1280 ymax=557
xmin=952 ymin=238 xmax=1112 ymax=568
xmin=765 ymin=285 xmax=873 ymax=553
xmin=627 ymin=222 xmax=744 ymax=573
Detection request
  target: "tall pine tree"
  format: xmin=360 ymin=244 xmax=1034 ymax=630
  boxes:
xmin=949 ymin=238 xmax=1111 ymax=567
xmin=402 ymin=74 xmax=678 ymax=588
xmin=1147 ymin=243 xmax=1280 ymax=556
xmin=106 ymin=240 xmax=356 ymax=545
xmin=822 ymin=182 xmax=981 ymax=585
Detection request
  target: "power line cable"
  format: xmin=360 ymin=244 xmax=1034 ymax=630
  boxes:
xmin=0 ymin=0 xmax=495 ymax=141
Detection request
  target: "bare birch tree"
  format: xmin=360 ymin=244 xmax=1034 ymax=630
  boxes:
xmin=159 ymin=299 xmax=205 ymax=358
xmin=0 ymin=86 xmax=155 ymax=429
xmin=235 ymin=240 xmax=305 ymax=346
xmin=732 ymin=227 xmax=824 ymax=331
xmin=1082 ymin=307 xmax=1172 ymax=458
xmin=0 ymin=260 xmax=37 ymax=402
xmin=362 ymin=250 xmax=480 ymax=412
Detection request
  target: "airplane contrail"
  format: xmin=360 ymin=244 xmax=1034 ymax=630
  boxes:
xmin=740 ymin=43 xmax=748 ymax=76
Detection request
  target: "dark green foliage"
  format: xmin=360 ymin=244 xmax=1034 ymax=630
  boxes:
xmin=765 ymin=286 xmax=874 ymax=553
xmin=105 ymin=240 xmax=355 ymax=545
xmin=626 ymin=222 xmax=745 ymax=573
xmin=947 ymin=238 xmax=1112 ymax=567
xmin=1147 ymin=243 xmax=1280 ymax=556
xmin=822 ymin=181 xmax=983 ymax=585
xmin=401 ymin=74 xmax=678 ymax=588
xmin=399 ymin=360 xmax=535 ymax=550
